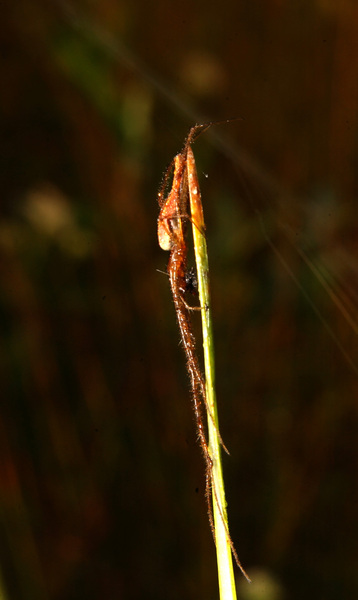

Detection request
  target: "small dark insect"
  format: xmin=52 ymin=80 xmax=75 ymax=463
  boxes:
xmin=184 ymin=267 xmax=198 ymax=296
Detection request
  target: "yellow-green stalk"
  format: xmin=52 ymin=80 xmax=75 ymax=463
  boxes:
xmin=187 ymin=145 xmax=243 ymax=600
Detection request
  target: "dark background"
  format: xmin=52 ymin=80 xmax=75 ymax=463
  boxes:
xmin=1 ymin=1 xmax=358 ymax=598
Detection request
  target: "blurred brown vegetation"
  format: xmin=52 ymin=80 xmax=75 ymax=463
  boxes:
xmin=1 ymin=1 xmax=358 ymax=598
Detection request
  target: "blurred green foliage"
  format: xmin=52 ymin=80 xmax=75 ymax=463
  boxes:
xmin=1 ymin=1 xmax=358 ymax=599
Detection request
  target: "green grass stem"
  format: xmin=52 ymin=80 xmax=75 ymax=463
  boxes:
xmin=188 ymin=147 xmax=239 ymax=600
